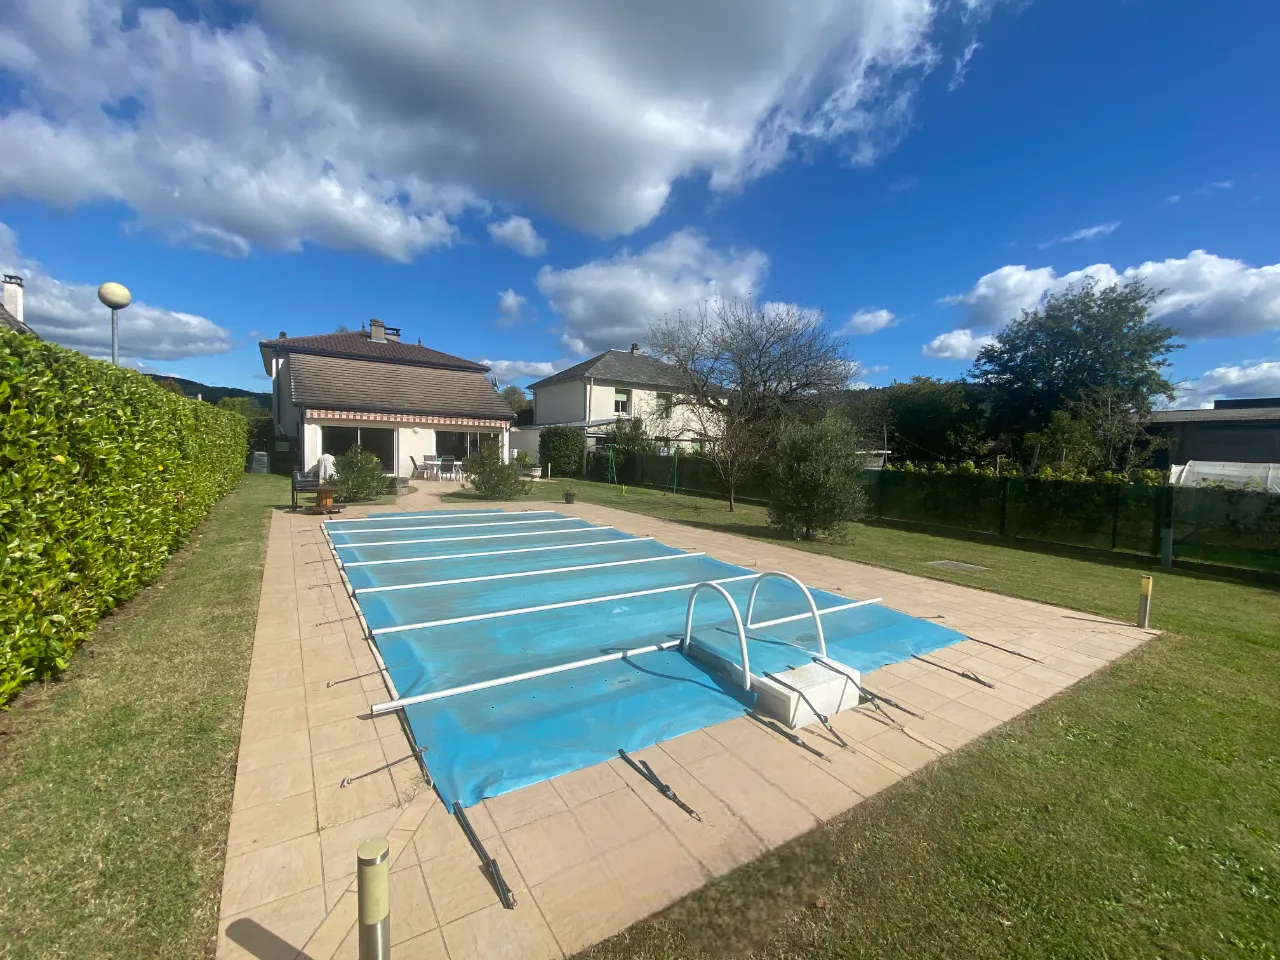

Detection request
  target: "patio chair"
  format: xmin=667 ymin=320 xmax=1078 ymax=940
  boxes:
xmin=409 ymin=456 xmax=428 ymax=480
xmin=290 ymin=469 xmax=321 ymax=511
xmin=438 ymin=455 xmax=457 ymax=480
xmin=422 ymin=454 xmax=440 ymax=480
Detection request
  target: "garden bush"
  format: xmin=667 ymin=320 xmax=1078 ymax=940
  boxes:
xmin=464 ymin=445 xmax=528 ymax=500
xmin=768 ymin=415 xmax=869 ymax=540
xmin=334 ymin=446 xmax=387 ymax=502
xmin=0 ymin=331 xmax=248 ymax=703
xmin=538 ymin=425 xmax=583 ymax=478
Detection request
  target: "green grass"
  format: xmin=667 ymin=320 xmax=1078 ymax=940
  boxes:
xmin=450 ymin=480 xmax=1280 ymax=959
xmin=0 ymin=474 xmax=286 ymax=960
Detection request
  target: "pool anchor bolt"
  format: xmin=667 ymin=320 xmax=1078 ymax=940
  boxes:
xmin=340 ymin=746 xmax=428 ymax=788
xmin=617 ymin=750 xmax=702 ymax=821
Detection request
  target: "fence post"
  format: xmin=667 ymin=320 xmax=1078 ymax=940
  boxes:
xmin=1110 ymin=484 xmax=1122 ymax=551
xmin=1160 ymin=485 xmax=1174 ymax=570
xmin=357 ymin=838 xmax=390 ymax=960
xmin=998 ymin=477 xmax=1010 ymax=538
xmin=877 ymin=467 xmax=888 ymax=519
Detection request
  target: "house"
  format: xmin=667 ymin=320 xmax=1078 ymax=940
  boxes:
xmin=516 ymin=344 xmax=704 ymax=459
xmin=1150 ymin=398 xmax=1280 ymax=465
xmin=1 ymin=275 xmax=37 ymax=338
xmin=259 ymin=319 xmax=514 ymax=476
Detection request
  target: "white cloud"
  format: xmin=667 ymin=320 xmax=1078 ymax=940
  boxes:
xmin=1194 ymin=180 xmax=1234 ymax=195
xmin=488 ymin=216 xmax=547 ymax=257
xmin=921 ymin=328 xmax=995 ymax=359
xmin=1037 ymin=221 xmax=1121 ymax=249
xmin=0 ymin=0 xmax=992 ymax=258
xmin=1173 ymin=361 xmax=1280 ymax=409
xmin=479 ymin=358 xmax=564 ymax=382
xmin=846 ymin=308 xmax=896 ymax=334
xmin=867 ymin=364 xmax=889 ymax=373
xmin=536 ymin=229 xmax=767 ymax=355
xmin=0 ymin=221 xmax=232 ymax=361
xmin=939 ymin=251 xmax=1280 ymax=340
xmin=495 ymin=288 xmax=528 ymax=328
xmin=948 ymin=40 xmax=980 ymax=91
xmin=1165 ymin=194 xmax=1182 ymax=204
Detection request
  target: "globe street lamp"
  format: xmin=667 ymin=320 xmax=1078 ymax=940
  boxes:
xmin=97 ymin=282 xmax=132 ymax=366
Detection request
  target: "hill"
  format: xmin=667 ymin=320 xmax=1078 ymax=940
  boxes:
xmin=146 ymin=374 xmax=271 ymax=408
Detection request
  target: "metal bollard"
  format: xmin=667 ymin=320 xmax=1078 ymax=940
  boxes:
xmin=1137 ymin=575 xmax=1153 ymax=629
xmin=357 ymin=838 xmax=390 ymax=960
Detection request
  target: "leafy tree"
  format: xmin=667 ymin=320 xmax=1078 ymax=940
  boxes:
xmin=216 ymin=395 xmax=267 ymax=419
xmin=650 ymin=298 xmax=856 ymax=510
xmin=154 ymin=377 xmax=187 ymax=396
xmin=464 ymin=444 xmax=527 ymax=499
xmin=971 ymin=278 xmax=1181 ymax=440
xmin=768 ymin=415 xmax=869 ymax=540
xmin=500 ymin=384 xmax=531 ymax=412
xmin=334 ymin=446 xmax=386 ymax=502
xmin=845 ymin=377 xmax=988 ymax=463
xmin=538 ymin=425 xmax=584 ymax=478
xmin=1022 ymin=388 xmax=1168 ymax=475
xmin=598 ymin=416 xmax=656 ymax=478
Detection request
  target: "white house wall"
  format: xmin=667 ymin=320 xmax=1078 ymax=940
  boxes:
xmin=534 ymin=380 xmax=586 ymax=425
xmin=586 ymin=382 xmax=701 ymax=442
xmin=397 ymin=426 xmax=437 ymax=477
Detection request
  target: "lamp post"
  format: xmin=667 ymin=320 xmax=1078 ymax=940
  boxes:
xmin=97 ymin=282 xmax=132 ymax=366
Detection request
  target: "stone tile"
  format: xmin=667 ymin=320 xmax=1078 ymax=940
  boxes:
xmin=319 ymin=807 xmax=403 ymax=885
xmin=859 ymin=729 xmax=944 ymax=773
xmin=239 ymin=730 xmax=313 ymax=775
xmin=233 ymin=758 xmax=314 ymax=812
xmin=247 ymin=666 xmax=306 ymax=698
xmin=311 ymin=739 xmax=388 ymax=790
xmin=309 ymin=715 xmax=380 ymax=755
xmin=218 ymin=886 xmax=326 ymax=960
xmin=657 ymin=727 xmax=726 ymax=765
xmin=529 ymin=857 xmax=632 ymax=956
xmin=240 ymin=705 xmax=310 ymax=742
xmin=571 ymin=784 xmax=663 ymax=853
xmin=910 ymin=715 xmax=977 ymax=751
xmin=302 ymin=887 xmax=356 ymax=958
xmin=601 ymin=827 xmax=707 ymax=917
xmin=413 ymin=800 xmax=480 ymax=864
xmin=388 ymin=862 xmax=438 ymax=945
xmin=485 ymin=780 xmax=567 ymax=832
xmin=955 ymin=689 xmax=1025 ymax=722
xmin=422 ymin=835 xmax=526 ymax=925
xmin=930 ymin=697 xmax=1006 ymax=735
xmin=243 ymin=685 xmax=307 ymax=719
xmin=909 ymin=666 xmax=977 ymax=700
xmin=501 ymin=809 xmax=595 ymax=886
xmin=307 ymin=691 xmax=373 ymax=729
xmin=683 ymin=751 xmax=818 ymax=848
xmin=549 ymin=761 xmax=626 ymax=807
xmin=220 ymin=834 xmax=324 ymax=917
xmin=439 ymin=900 xmax=562 ymax=960
xmin=394 ymin=930 xmax=449 ymax=960
xmin=819 ymin=747 xmax=900 ymax=799
xmin=315 ymin=770 xmax=400 ymax=828
xmin=227 ymin=791 xmax=318 ymax=858
xmin=873 ymin=678 xmax=955 ymax=714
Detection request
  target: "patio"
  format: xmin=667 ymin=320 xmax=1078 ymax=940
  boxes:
xmin=217 ymin=484 xmax=1154 ymax=960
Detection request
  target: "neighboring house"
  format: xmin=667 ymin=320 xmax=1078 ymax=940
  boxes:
xmin=259 ymin=319 xmax=514 ymax=475
xmin=1 ymin=275 xmax=37 ymax=338
xmin=1150 ymin=398 xmax=1280 ymax=465
xmin=518 ymin=344 xmax=704 ymax=458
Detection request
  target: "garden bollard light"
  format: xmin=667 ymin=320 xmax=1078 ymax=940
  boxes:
xmin=357 ymin=838 xmax=390 ymax=960
xmin=1137 ymin=575 xmax=1153 ymax=629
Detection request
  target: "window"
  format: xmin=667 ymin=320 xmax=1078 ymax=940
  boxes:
xmin=655 ymin=392 xmax=673 ymax=419
xmin=613 ymin=389 xmax=631 ymax=415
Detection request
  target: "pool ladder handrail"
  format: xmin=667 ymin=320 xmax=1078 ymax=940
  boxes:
xmin=681 ymin=582 xmax=752 ymax=692
xmin=744 ymin=571 xmax=828 ymax=657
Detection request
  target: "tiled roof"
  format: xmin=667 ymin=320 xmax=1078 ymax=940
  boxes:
xmin=289 ymin=353 xmax=514 ymax=420
xmin=1151 ymin=406 xmax=1280 ymax=424
xmin=0 ymin=302 xmax=38 ymax=338
xmin=260 ymin=329 xmax=488 ymax=372
xmin=528 ymin=349 xmax=684 ymax=390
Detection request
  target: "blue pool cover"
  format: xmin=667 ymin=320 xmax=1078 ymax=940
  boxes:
xmin=327 ymin=509 xmax=964 ymax=807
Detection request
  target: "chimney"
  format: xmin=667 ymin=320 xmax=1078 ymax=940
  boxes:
xmin=369 ymin=318 xmax=386 ymax=342
xmin=2 ymin=275 xmax=23 ymax=326
xmin=630 ymin=342 xmax=639 ymax=356
xmin=383 ymin=325 xmax=400 ymax=342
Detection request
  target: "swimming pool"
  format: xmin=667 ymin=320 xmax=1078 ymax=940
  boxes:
xmin=325 ymin=508 xmax=964 ymax=808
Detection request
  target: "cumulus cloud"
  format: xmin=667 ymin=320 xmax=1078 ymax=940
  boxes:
xmin=536 ymin=229 xmax=768 ymax=355
xmin=0 ymin=221 xmax=232 ymax=361
xmin=1173 ymin=361 xmax=1280 ymax=409
xmin=0 ymin=0 xmax=993 ymax=258
xmin=1037 ymin=221 xmax=1121 ymax=249
xmin=479 ymin=358 xmax=564 ymax=382
xmin=846 ymin=308 xmax=896 ymax=334
xmin=495 ymin=288 xmax=528 ymax=328
xmin=930 ymin=251 xmax=1280 ymax=358
xmin=488 ymin=217 xmax=547 ymax=257
xmin=921 ymin=329 xmax=995 ymax=359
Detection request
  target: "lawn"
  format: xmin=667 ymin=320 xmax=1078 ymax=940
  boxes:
xmin=449 ymin=480 xmax=1280 ymax=959
xmin=0 ymin=474 xmax=287 ymax=960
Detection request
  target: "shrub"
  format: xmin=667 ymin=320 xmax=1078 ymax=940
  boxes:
xmin=598 ymin=417 xmax=656 ymax=478
xmin=0 ymin=331 xmax=247 ymax=703
xmin=768 ymin=415 xmax=868 ymax=540
xmin=538 ymin=426 xmax=583 ymax=478
xmin=464 ymin=445 xmax=528 ymax=500
xmin=334 ymin=446 xmax=387 ymax=502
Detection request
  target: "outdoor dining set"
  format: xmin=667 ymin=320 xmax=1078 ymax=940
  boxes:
xmin=408 ymin=455 xmax=462 ymax=481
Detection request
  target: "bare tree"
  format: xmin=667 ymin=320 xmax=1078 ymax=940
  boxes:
xmin=649 ymin=299 xmax=857 ymax=510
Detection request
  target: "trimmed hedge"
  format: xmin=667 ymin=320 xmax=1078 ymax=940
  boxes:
xmin=0 ymin=332 xmax=248 ymax=703
xmin=539 ymin=426 xmax=584 ymax=478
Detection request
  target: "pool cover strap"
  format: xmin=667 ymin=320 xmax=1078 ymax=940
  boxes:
xmin=911 ymin=654 xmax=996 ymax=688
xmin=748 ymin=712 xmax=831 ymax=762
xmin=762 ymin=671 xmax=849 ymax=749
xmin=618 ymin=750 xmax=701 ymax=821
xmin=453 ymin=802 xmax=516 ymax=909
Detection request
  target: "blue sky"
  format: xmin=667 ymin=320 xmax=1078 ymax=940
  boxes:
xmin=1 ymin=0 xmax=1277 ymax=406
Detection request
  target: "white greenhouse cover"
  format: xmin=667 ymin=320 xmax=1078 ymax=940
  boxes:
xmin=1168 ymin=461 xmax=1280 ymax=493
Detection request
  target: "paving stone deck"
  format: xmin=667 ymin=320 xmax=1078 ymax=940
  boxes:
xmin=216 ymin=484 xmax=1154 ymax=960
